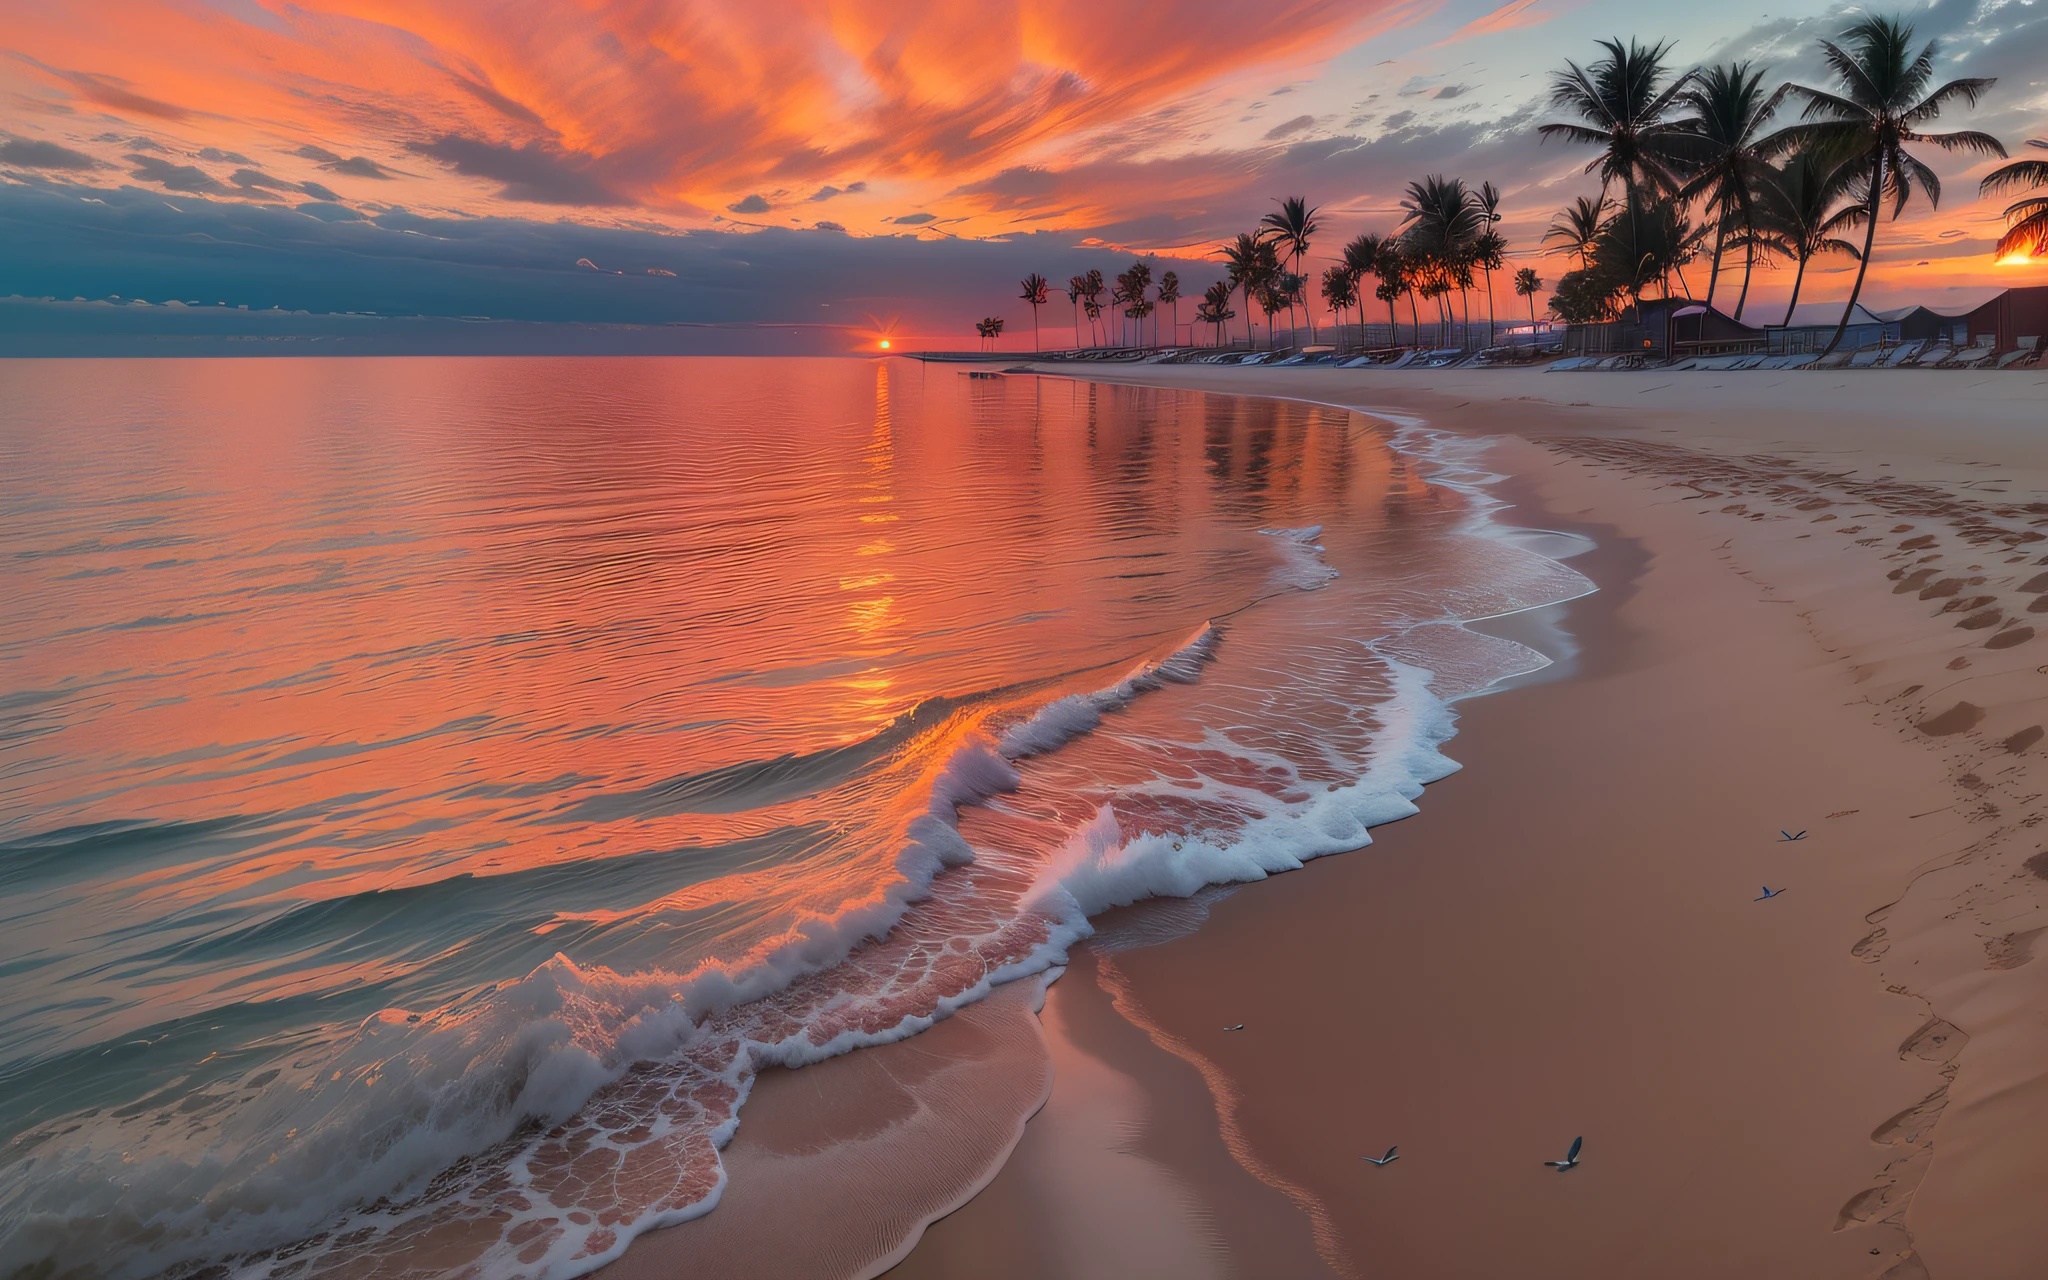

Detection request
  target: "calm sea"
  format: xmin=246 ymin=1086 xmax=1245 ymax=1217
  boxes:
xmin=0 ymin=357 xmax=1586 ymax=1278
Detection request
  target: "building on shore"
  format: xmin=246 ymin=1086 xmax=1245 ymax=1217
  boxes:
xmin=1764 ymin=302 xmax=1898 ymax=354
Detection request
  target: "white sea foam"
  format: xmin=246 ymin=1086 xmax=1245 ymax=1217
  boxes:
xmin=2 ymin=419 xmax=1600 ymax=1280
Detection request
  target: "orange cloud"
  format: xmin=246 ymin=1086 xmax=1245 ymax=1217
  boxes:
xmin=1439 ymin=0 xmax=1550 ymax=44
xmin=0 ymin=0 xmax=1417 ymax=227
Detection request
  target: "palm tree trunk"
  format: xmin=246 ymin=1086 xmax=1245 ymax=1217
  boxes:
xmin=1782 ymin=253 xmax=1810 ymax=327
xmin=1734 ymin=238 xmax=1755 ymax=322
xmin=1705 ymin=213 xmax=1726 ymax=309
xmin=1824 ymin=157 xmax=1885 ymax=358
xmin=1032 ymin=306 xmax=1040 ymax=352
xmin=1407 ymin=291 xmax=1420 ymax=345
xmin=1484 ymin=268 xmax=1496 ymax=347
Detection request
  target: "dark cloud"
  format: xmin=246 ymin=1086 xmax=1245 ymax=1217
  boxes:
xmin=1433 ymin=85 xmax=1468 ymax=101
xmin=726 ymin=193 xmax=771 ymax=213
xmin=893 ymin=212 xmax=936 ymax=225
xmin=408 ymin=136 xmax=629 ymax=206
xmin=100 ymin=133 xmax=163 ymax=151
xmin=0 ymin=135 xmax=99 ymax=170
xmin=231 ymin=167 xmax=296 ymax=193
xmin=298 ymin=181 xmax=343 ymax=203
xmin=198 ymin=147 xmax=253 ymax=165
xmin=125 ymin=154 xmax=233 ymax=196
xmin=814 ymin=220 xmax=846 ymax=232
xmin=807 ymin=181 xmax=866 ymax=202
xmin=1265 ymin=114 xmax=1317 ymax=140
xmin=0 ymin=178 xmax=1222 ymax=343
xmin=294 ymin=144 xmax=394 ymax=179
xmin=447 ymin=75 xmax=546 ymax=127
xmin=55 ymin=70 xmax=189 ymax=121
xmin=953 ymin=167 xmax=1058 ymax=203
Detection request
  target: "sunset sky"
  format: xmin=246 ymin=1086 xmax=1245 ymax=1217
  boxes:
xmin=2 ymin=0 xmax=2043 ymax=347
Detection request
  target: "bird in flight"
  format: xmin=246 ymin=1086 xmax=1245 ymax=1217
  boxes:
xmin=1756 ymin=886 xmax=1787 ymax=900
xmin=1779 ymin=830 xmax=1808 ymax=842
xmin=1545 ymin=1136 xmax=1584 ymax=1171
xmin=1223 ymin=1023 xmax=1244 ymax=1031
xmin=1362 ymin=1146 xmax=1399 ymax=1166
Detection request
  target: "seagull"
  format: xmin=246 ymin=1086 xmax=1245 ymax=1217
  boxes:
xmin=1223 ymin=1023 xmax=1244 ymax=1031
xmin=1779 ymin=830 xmax=1808 ymax=842
xmin=1362 ymin=1146 xmax=1399 ymax=1166
xmin=1544 ymin=1136 xmax=1583 ymax=1171
xmin=1756 ymin=886 xmax=1786 ymax=900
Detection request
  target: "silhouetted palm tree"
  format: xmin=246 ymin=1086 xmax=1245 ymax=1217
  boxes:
xmin=1514 ymin=267 xmax=1544 ymax=325
xmin=1982 ymin=139 xmax=2048 ymax=261
xmin=1159 ymin=271 xmax=1182 ymax=346
xmin=1066 ymin=275 xmax=1087 ymax=348
xmin=1473 ymin=182 xmax=1506 ymax=344
xmin=1341 ymin=233 xmax=1383 ymax=348
xmin=1019 ymin=273 xmax=1049 ymax=351
xmin=1676 ymin=62 xmax=1787 ymax=316
xmin=1752 ymin=148 xmax=1867 ymax=325
xmin=1219 ymin=233 xmax=1266 ymax=348
xmin=1401 ymin=176 xmax=1484 ymax=346
xmin=1541 ymin=39 xmax=1698 ymax=202
xmin=1766 ymin=15 xmax=2001 ymax=354
xmin=1083 ymin=269 xmax=1106 ymax=345
xmin=1200 ymin=280 xmax=1237 ymax=345
xmin=1545 ymin=196 xmax=1607 ymax=267
xmin=1259 ymin=197 xmax=1320 ymax=341
xmin=1321 ymin=265 xmax=1358 ymax=346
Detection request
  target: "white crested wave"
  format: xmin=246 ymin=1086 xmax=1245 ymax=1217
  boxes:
xmin=0 ymin=423 xmax=1598 ymax=1280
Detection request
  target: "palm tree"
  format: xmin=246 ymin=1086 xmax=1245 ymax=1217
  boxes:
xmin=1375 ymin=275 xmax=1405 ymax=346
xmin=1982 ymin=139 xmax=2048 ymax=261
xmin=1219 ymin=233 xmax=1267 ymax=348
xmin=1545 ymin=196 xmax=1607 ymax=267
xmin=1321 ymin=265 xmax=1358 ymax=347
xmin=1401 ymin=176 xmax=1484 ymax=346
xmin=1065 ymin=275 xmax=1087 ymax=348
xmin=1158 ymin=271 xmax=1182 ymax=346
xmin=1473 ymin=229 xmax=1506 ymax=346
xmin=1341 ymin=233 xmax=1383 ymax=348
xmin=1257 ymin=280 xmax=1287 ymax=348
xmin=1018 ymin=273 xmax=1049 ymax=351
xmin=1675 ymin=62 xmax=1787 ymax=317
xmin=1541 ymin=39 xmax=1698 ymax=202
xmin=1514 ymin=267 xmax=1544 ymax=325
xmin=1259 ymin=196 xmax=1320 ymax=342
xmin=1200 ymin=280 xmax=1237 ymax=345
xmin=1767 ymin=15 xmax=2002 ymax=355
xmin=1083 ymin=269 xmax=1106 ymax=345
xmin=1753 ymin=148 xmax=1867 ymax=325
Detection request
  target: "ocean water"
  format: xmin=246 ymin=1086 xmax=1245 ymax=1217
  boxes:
xmin=0 ymin=357 xmax=1589 ymax=1279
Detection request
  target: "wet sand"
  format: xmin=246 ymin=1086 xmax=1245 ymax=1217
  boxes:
xmin=611 ymin=365 xmax=2048 ymax=1279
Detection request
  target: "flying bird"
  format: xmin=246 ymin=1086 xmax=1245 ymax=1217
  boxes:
xmin=1779 ymin=830 xmax=1808 ymax=842
xmin=1362 ymin=1146 xmax=1399 ymax=1166
xmin=1756 ymin=886 xmax=1786 ymax=900
xmin=1545 ymin=1136 xmax=1583 ymax=1171
xmin=1223 ymin=1023 xmax=1244 ymax=1031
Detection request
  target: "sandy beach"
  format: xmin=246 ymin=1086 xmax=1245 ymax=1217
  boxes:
xmin=601 ymin=363 xmax=2048 ymax=1279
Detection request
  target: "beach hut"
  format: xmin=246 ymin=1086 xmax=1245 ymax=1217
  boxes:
xmin=1620 ymin=299 xmax=1765 ymax=360
xmin=1959 ymin=285 xmax=2048 ymax=355
xmin=1879 ymin=304 xmax=1973 ymax=348
xmin=1765 ymin=302 xmax=1899 ymax=354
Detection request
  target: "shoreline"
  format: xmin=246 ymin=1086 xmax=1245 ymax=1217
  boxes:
xmin=606 ymin=363 xmax=2048 ymax=1278
xmin=965 ymin=362 xmax=2048 ymax=1276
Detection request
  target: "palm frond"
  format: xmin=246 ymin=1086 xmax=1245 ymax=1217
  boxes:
xmin=1911 ymin=129 xmax=2007 ymax=160
xmin=1904 ymin=77 xmax=1999 ymax=124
